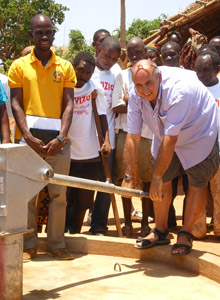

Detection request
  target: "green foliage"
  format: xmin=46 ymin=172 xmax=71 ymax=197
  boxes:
xmin=2 ymin=59 xmax=13 ymax=73
xmin=0 ymin=0 xmax=68 ymax=64
xmin=0 ymin=67 xmax=7 ymax=75
xmin=113 ymin=14 xmax=167 ymax=42
xmin=61 ymin=29 xmax=94 ymax=63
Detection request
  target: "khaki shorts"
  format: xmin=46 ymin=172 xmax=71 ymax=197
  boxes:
xmin=113 ymin=130 xmax=153 ymax=186
xmin=162 ymin=138 xmax=219 ymax=187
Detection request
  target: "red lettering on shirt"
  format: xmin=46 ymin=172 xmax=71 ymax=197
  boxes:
xmin=215 ymin=99 xmax=220 ymax=107
xmin=100 ymin=81 xmax=114 ymax=91
xmin=75 ymin=97 xmax=81 ymax=104
xmin=74 ymin=95 xmax=91 ymax=105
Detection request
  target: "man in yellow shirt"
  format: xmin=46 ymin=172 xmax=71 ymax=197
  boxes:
xmin=8 ymin=14 xmax=76 ymax=260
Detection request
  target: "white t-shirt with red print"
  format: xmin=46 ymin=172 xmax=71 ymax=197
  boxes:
xmin=91 ymin=67 xmax=116 ymax=149
xmin=69 ymin=79 xmax=107 ymax=160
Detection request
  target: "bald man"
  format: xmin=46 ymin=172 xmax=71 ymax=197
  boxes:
xmin=122 ymin=59 xmax=219 ymax=256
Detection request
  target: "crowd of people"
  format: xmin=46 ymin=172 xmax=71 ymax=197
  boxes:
xmin=0 ymin=13 xmax=220 ymax=260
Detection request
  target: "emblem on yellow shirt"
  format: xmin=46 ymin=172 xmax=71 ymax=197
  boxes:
xmin=53 ymin=71 xmax=63 ymax=82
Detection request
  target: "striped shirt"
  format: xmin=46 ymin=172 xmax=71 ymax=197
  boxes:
xmin=127 ymin=66 xmax=218 ymax=170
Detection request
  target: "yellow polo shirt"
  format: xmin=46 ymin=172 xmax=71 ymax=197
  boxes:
xmin=8 ymin=48 xmax=76 ymax=139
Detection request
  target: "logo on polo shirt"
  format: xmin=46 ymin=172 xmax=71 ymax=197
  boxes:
xmin=53 ymin=71 xmax=63 ymax=83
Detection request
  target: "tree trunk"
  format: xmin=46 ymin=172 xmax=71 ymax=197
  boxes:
xmin=120 ymin=0 xmax=126 ymax=49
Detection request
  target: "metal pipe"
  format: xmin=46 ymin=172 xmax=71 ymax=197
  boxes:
xmin=43 ymin=170 xmax=149 ymax=198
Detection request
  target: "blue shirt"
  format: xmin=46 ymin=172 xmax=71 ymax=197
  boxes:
xmin=128 ymin=66 xmax=218 ymax=170
xmin=0 ymin=80 xmax=7 ymax=106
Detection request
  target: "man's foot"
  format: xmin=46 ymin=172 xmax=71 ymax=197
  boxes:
xmin=122 ymin=224 xmax=133 ymax=237
xmin=141 ymin=224 xmax=151 ymax=237
xmin=23 ymin=248 xmax=37 ymax=261
xmin=48 ymin=248 xmax=74 ymax=260
xmin=171 ymin=231 xmax=194 ymax=256
xmin=135 ymin=228 xmax=170 ymax=249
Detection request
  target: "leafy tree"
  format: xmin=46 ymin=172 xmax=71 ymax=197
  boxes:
xmin=113 ymin=14 xmax=167 ymax=42
xmin=61 ymin=29 xmax=94 ymax=62
xmin=0 ymin=0 xmax=68 ymax=67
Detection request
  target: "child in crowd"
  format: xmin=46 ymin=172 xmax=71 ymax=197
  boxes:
xmin=90 ymin=36 xmax=121 ymax=235
xmin=65 ymin=51 xmax=111 ymax=233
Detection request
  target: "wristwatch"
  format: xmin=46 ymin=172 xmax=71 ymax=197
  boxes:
xmin=124 ymin=174 xmax=134 ymax=181
xmin=56 ymin=135 xmax=66 ymax=144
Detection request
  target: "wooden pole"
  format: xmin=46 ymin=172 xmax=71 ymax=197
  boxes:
xmin=91 ymin=90 xmax=123 ymax=237
xmin=120 ymin=0 xmax=126 ymax=49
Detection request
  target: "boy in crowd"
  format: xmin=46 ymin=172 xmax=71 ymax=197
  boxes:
xmin=195 ymin=50 xmax=220 ymax=238
xmin=161 ymin=41 xmax=181 ymax=68
xmin=92 ymin=29 xmax=122 ymax=77
xmin=112 ymin=37 xmax=154 ymax=237
xmin=92 ymin=29 xmax=111 ymax=57
xmin=209 ymin=36 xmax=220 ymax=78
xmin=65 ymin=51 xmax=111 ymax=233
xmin=209 ymin=36 xmax=220 ymax=58
xmin=90 ymin=36 xmax=121 ymax=235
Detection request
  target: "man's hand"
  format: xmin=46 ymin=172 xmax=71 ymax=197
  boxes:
xmin=123 ymin=93 xmax=129 ymax=104
xmin=159 ymin=25 xmax=168 ymax=38
xmin=25 ymin=134 xmax=46 ymax=153
xmin=43 ymin=138 xmax=63 ymax=155
xmin=149 ymin=175 xmax=163 ymax=201
xmin=100 ymin=141 xmax=112 ymax=157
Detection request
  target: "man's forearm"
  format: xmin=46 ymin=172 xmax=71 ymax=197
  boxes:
xmin=59 ymin=87 xmax=74 ymax=138
xmin=99 ymin=114 xmax=109 ymax=144
xmin=153 ymin=134 xmax=178 ymax=178
xmin=59 ymin=103 xmax=73 ymax=137
xmin=11 ymin=88 xmax=31 ymax=139
xmin=124 ymin=133 xmax=141 ymax=176
xmin=113 ymin=104 xmax=127 ymax=114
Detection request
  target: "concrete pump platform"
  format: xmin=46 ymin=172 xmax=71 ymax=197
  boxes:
xmin=23 ymin=195 xmax=220 ymax=299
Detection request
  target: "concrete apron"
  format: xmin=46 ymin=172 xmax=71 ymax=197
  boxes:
xmin=37 ymin=234 xmax=220 ymax=284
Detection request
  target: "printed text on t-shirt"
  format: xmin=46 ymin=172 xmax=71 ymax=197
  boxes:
xmin=100 ymin=81 xmax=114 ymax=91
